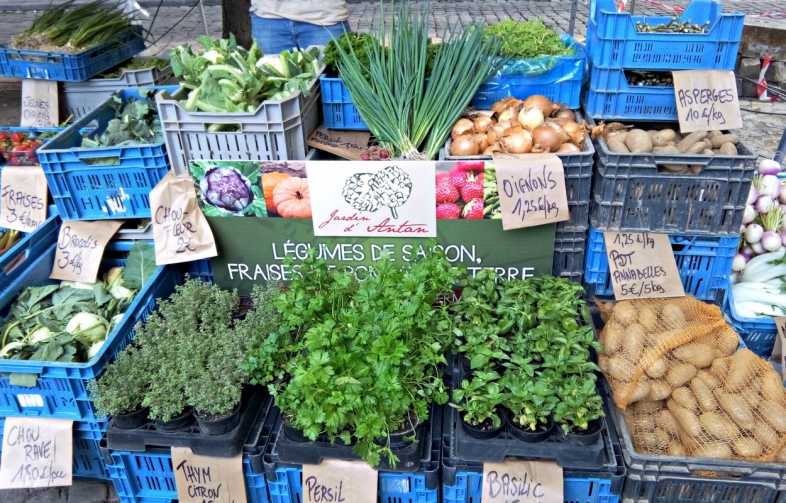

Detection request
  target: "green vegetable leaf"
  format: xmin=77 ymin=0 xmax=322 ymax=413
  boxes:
xmin=124 ymin=242 xmax=156 ymax=289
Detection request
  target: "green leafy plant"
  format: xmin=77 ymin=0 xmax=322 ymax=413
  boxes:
xmin=89 ymin=345 xmax=148 ymax=416
xmin=81 ymin=91 xmax=161 ymax=148
xmin=451 ymin=370 xmax=506 ymax=428
xmin=483 ymin=19 xmax=573 ymax=59
xmin=264 ymin=251 xmax=458 ymax=466
xmin=324 ymin=32 xmax=378 ymax=78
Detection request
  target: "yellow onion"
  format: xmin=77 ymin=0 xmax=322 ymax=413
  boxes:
xmin=452 ymin=118 xmax=475 ymax=139
xmin=523 ymin=95 xmax=558 ymax=117
xmin=483 ymin=143 xmax=502 ymax=155
xmin=492 ymin=97 xmax=521 ymax=115
xmin=517 ymin=106 xmax=545 ymax=131
xmin=450 ymin=134 xmax=479 ymax=156
xmin=501 ymin=129 xmax=533 ymax=154
xmin=498 ymin=105 xmax=521 ymax=124
xmin=543 ymin=120 xmax=570 ymax=144
xmin=531 ymin=125 xmax=561 ymax=153
xmin=553 ymin=108 xmax=576 ymax=122
xmin=557 ymin=142 xmax=581 ymax=153
xmin=561 ymin=120 xmax=587 ymax=147
xmin=473 ymin=133 xmax=489 ymax=152
xmin=486 ymin=127 xmax=498 ymax=146
xmin=472 ymin=114 xmax=494 ymax=134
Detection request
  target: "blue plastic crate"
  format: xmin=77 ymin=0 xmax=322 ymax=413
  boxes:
xmin=471 ymin=36 xmax=585 ymax=110
xmin=0 ymin=28 xmax=145 ymax=82
xmin=0 ymin=226 xmax=177 ymax=422
xmin=587 ymin=0 xmax=744 ymax=70
xmin=107 ymin=450 xmax=268 ymax=503
xmin=319 ymin=76 xmax=369 ymax=130
xmin=0 ymin=418 xmax=110 ymax=480
xmin=37 ymin=88 xmax=171 ymax=220
xmin=442 ymin=470 xmax=620 ymax=503
xmin=267 ymin=465 xmax=438 ymax=503
xmin=722 ymin=287 xmax=777 ymax=358
xmin=584 ymin=66 xmax=677 ymax=121
xmin=583 ymin=226 xmax=738 ymax=302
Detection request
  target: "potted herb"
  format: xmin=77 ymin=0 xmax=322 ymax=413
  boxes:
xmin=90 ymin=346 xmax=149 ymax=429
xmin=451 ymin=370 xmax=505 ymax=439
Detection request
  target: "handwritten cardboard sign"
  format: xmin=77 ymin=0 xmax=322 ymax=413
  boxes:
xmin=171 ymin=448 xmax=246 ymax=503
xmin=493 ymin=154 xmax=569 ymax=231
xmin=672 ymin=70 xmax=743 ymax=133
xmin=0 ymin=417 xmax=73 ymax=489
xmin=308 ymin=127 xmax=371 ymax=160
xmin=20 ymin=80 xmax=58 ymax=128
xmin=306 ymin=161 xmax=437 ymax=237
xmin=482 ymin=460 xmax=563 ymax=503
xmin=302 ymin=459 xmax=377 ymax=503
xmin=0 ymin=165 xmax=48 ymax=232
xmin=603 ymin=231 xmax=685 ymax=300
xmin=150 ymin=171 xmax=218 ymax=265
xmin=50 ymin=220 xmax=123 ymax=283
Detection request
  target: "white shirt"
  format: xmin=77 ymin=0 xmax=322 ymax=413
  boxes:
xmin=251 ymin=0 xmax=348 ymax=26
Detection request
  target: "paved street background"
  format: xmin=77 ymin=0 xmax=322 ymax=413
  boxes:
xmin=0 ymin=1 xmax=785 ymax=499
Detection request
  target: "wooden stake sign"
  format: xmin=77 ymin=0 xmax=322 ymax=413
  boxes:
xmin=492 ymin=154 xmax=569 ymax=231
xmin=172 ymin=447 xmax=247 ymax=503
xmin=20 ymin=80 xmax=58 ymax=128
xmin=603 ymin=231 xmax=685 ymax=300
xmin=672 ymin=70 xmax=743 ymax=133
xmin=0 ymin=417 xmax=73 ymax=489
xmin=308 ymin=127 xmax=371 ymax=160
xmin=302 ymin=459 xmax=377 ymax=503
xmin=482 ymin=460 xmax=563 ymax=503
xmin=50 ymin=220 xmax=123 ymax=283
xmin=0 ymin=165 xmax=48 ymax=232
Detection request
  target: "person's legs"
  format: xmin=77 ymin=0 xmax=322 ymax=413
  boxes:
xmin=250 ymin=14 xmax=298 ymax=54
xmin=294 ymin=20 xmax=349 ymax=49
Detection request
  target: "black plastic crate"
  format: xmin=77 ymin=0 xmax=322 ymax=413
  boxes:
xmin=554 ymin=225 xmax=587 ymax=282
xmin=589 ymin=120 xmax=756 ymax=234
xmin=106 ymin=387 xmax=269 ymax=457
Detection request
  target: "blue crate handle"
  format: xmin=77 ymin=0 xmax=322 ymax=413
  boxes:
xmin=0 ymin=212 xmax=60 ymax=295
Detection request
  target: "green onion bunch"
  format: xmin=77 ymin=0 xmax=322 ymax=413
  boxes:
xmin=335 ymin=1 xmax=502 ymax=160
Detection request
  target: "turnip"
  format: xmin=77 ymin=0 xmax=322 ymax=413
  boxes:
xmin=760 ymin=207 xmax=784 ymax=252
xmin=762 ymin=232 xmax=782 ymax=252
xmin=756 ymin=195 xmax=774 ymax=214
xmin=732 ymin=253 xmax=748 ymax=272
xmin=761 ymin=175 xmax=781 ymax=198
xmin=745 ymin=223 xmax=764 ymax=244
xmin=743 ymin=204 xmax=757 ymax=224
xmin=747 ymin=185 xmax=759 ymax=205
xmin=781 ymin=229 xmax=786 ymax=246
xmin=779 ymin=181 xmax=786 ymax=204
xmin=759 ymin=159 xmax=782 ymax=176
xmin=741 ymin=246 xmax=754 ymax=260
xmin=752 ymin=241 xmax=766 ymax=254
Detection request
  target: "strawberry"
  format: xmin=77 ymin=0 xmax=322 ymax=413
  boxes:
xmin=462 ymin=198 xmax=484 ymax=219
xmin=456 ymin=160 xmax=485 ymax=173
xmin=435 ymin=172 xmax=450 ymax=184
xmin=436 ymin=202 xmax=461 ymax=219
xmin=448 ymin=169 xmax=468 ymax=189
xmin=436 ymin=181 xmax=459 ymax=203
xmin=460 ymin=174 xmax=484 ymax=202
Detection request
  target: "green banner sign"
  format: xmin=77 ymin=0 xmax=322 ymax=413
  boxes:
xmin=207 ymin=217 xmax=555 ymax=294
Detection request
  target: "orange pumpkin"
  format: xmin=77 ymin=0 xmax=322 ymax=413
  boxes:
xmin=262 ymin=171 xmax=290 ymax=215
xmin=273 ymin=177 xmax=311 ymax=218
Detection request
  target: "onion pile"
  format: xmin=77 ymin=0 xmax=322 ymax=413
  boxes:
xmin=449 ymin=95 xmax=588 ymax=157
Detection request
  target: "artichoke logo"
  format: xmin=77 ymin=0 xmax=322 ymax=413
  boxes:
xmin=189 ymin=160 xmax=268 ymax=217
xmin=342 ymin=165 xmax=413 ymax=218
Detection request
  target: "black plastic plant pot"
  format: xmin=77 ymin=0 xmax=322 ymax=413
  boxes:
xmin=387 ymin=418 xmax=420 ymax=450
xmin=505 ymin=410 xmax=554 ymax=443
xmin=154 ymin=407 xmax=194 ymax=432
xmin=564 ymin=419 xmax=603 ymax=446
xmin=113 ymin=407 xmax=149 ymax=430
xmin=282 ymin=419 xmax=311 ymax=443
xmin=461 ymin=412 xmax=504 ymax=440
xmin=195 ymin=404 xmax=241 ymax=436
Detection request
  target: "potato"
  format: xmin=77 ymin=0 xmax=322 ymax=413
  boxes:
xmin=629 ymin=379 xmax=651 ymax=403
xmin=719 ymin=142 xmax=738 ymax=155
xmin=708 ymin=130 xmax=723 ymax=138
xmin=654 ymin=428 xmax=671 ymax=446
xmin=699 ymin=411 xmax=739 ymax=440
xmin=598 ymin=355 xmax=610 ymax=373
xmin=645 ymin=357 xmax=668 ymax=379
xmin=696 ymin=370 xmax=721 ymax=389
xmin=673 ymin=343 xmax=714 ymax=368
xmin=677 ymin=131 xmax=708 ymax=152
xmin=733 ymin=437 xmax=763 ymax=458
xmin=686 ymin=140 xmax=709 ymax=154
xmin=613 ymin=302 xmax=637 ymax=326
xmin=636 ymin=432 xmax=660 ymax=452
xmin=666 ymin=363 xmax=697 ymax=388
xmin=753 ymin=421 xmax=780 ymax=450
xmin=648 ymin=379 xmax=672 ymax=401
xmin=638 ymin=306 xmax=659 ymax=331
xmin=690 ymin=377 xmax=718 ymax=412
xmin=631 ymin=400 xmax=664 ymax=415
xmin=710 ymin=358 xmax=730 ymax=378
xmin=727 ymin=349 xmax=757 ymax=391
xmin=653 ymin=145 xmax=681 ymax=155
xmin=626 ymin=130 xmax=653 ymax=153
xmin=672 ymin=387 xmax=699 ymax=412
xmin=607 ymin=137 xmax=629 ymax=153
xmin=661 ymin=303 xmax=687 ymax=328
xmin=655 ymin=409 xmax=680 ymax=436
xmin=758 ymin=400 xmax=786 ymax=433
xmin=710 ymin=134 xmax=738 ymax=148
xmin=667 ymin=399 xmax=702 ymax=437
xmin=716 ymin=391 xmax=754 ymax=430
xmin=607 ymin=356 xmax=635 ymax=381
xmin=631 ymin=414 xmax=656 ymax=432
xmin=623 ymin=323 xmax=646 ymax=360
xmin=667 ymin=440 xmax=687 ymax=456
xmin=692 ymin=442 xmax=733 ymax=459
xmin=701 ymin=148 xmax=714 ymax=155
xmin=777 ymin=445 xmax=786 ymax=463
xmin=602 ymin=322 xmax=624 ymax=354
xmin=758 ymin=370 xmax=785 ymax=403
xmin=715 ymin=326 xmax=739 ymax=357
xmin=652 ymin=129 xmax=678 ymax=147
